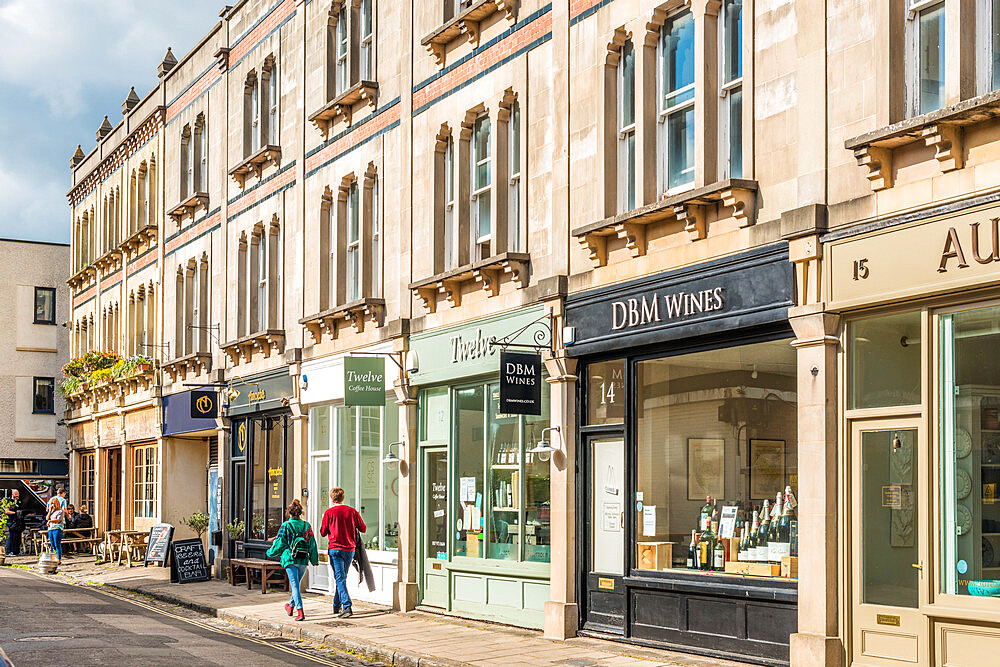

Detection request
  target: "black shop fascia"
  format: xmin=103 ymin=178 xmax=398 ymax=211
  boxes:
xmin=565 ymin=244 xmax=800 ymax=666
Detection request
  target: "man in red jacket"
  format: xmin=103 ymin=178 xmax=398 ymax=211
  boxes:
xmin=320 ymin=487 xmax=366 ymax=617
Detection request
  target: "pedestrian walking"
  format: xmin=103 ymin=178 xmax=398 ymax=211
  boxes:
xmin=45 ymin=497 xmax=64 ymax=563
xmin=320 ymin=487 xmax=366 ymax=618
xmin=3 ymin=490 xmax=24 ymax=556
xmin=265 ymin=499 xmax=318 ymax=622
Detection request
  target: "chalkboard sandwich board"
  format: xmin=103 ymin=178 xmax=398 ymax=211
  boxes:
xmin=145 ymin=524 xmax=174 ymax=567
xmin=170 ymin=538 xmax=210 ymax=584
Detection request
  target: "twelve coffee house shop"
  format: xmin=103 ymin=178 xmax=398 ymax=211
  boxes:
xmin=565 ymin=245 xmax=799 ymax=664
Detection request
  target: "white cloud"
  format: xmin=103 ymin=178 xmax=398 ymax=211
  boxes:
xmin=0 ymin=158 xmax=68 ymax=242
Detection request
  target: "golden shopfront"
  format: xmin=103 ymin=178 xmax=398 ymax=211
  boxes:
xmin=824 ymin=199 xmax=1000 ymax=666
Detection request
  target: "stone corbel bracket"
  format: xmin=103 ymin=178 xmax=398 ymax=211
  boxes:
xmin=579 ymin=234 xmax=608 ymax=268
xmin=415 ymin=286 xmax=438 ymax=314
xmin=674 ymin=203 xmax=708 ymax=241
xmin=853 ymin=146 xmax=893 ymax=191
xmin=721 ymin=186 xmax=756 ymax=228
xmin=473 ymin=266 xmax=502 ymax=297
xmin=922 ymin=123 xmax=964 ymax=172
xmin=441 ymin=278 xmax=463 ymax=309
xmin=615 ymin=222 xmax=646 ymax=258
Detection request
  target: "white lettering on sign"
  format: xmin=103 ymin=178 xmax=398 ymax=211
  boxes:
xmin=611 ymin=288 xmax=725 ymax=330
xmin=450 ymin=328 xmax=494 ymax=363
xmin=504 ymin=361 xmax=537 ymax=386
xmin=345 ymin=370 xmax=383 ymax=383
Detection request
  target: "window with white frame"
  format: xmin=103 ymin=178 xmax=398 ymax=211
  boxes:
xmin=337 ymin=5 xmax=349 ymax=95
xmin=182 ymin=125 xmax=194 ymax=200
xmin=360 ymin=0 xmax=374 ymax=80
xmin=144 ymin=162 xmax=153 ymax=227
xmin=444 ymin=136 xmax=456 ymax=270
xmin=256 ymin=236 xmax=268 ymax=332
xmin=508 ymin=101 xmax=521 ymax=252
xmin=250 ymin=76 xmax=261 ymax=152
xmin=618 ymin=40 xmax=636 ymax=211
xmin=907 ymin=0 xmax=946 ymax=116
xmin=977 ymin=0 xmax=1000 ymax=93
xmin=267 ymin=62 xmax=279 ymax=145
xmin=658 ymin=13 xmax=694 ymax=193
xmin=191 ymin=260 xmax=200 ymax=351
xmin=471 ymin=114 xmax=492 ymax=260
xmin=346 ymin=181 xmax=360 ymax=301
xmin=719 ymin=0 xmax=742 ymax=179
xmin=199 ymin=117 xmax=208 ymax=191
xmin=133 ymin=444 xmax=158 ymax=519
xmin=370 ymin=175 xmax=380 ymax=297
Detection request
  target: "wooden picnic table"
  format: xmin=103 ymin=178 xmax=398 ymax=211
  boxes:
xmin=228 ymin=557 xmax=288 ymax=594
xmin=101 ymin=530 xmax=148 ymax=566
xmin=40 ymin=527 xmax=99 ymax=555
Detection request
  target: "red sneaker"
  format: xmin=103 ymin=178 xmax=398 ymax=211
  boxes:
xmin=295 ymin=608 xmax=305 ymax=621
xmin=284 ymin=603 xmax=293 ymax=616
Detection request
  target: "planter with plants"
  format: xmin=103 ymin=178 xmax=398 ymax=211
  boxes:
xmin=0 ymin=497 xmax=11 ymax=565
xmin=225 ymin=518 xmax=245 ymax=557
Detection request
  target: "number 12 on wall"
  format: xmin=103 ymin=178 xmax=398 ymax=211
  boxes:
xmin=852 ymin=258 xmax=869 ymax=281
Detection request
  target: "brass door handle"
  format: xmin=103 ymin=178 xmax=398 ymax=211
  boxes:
xmin=911 ymin=563 xmax=923 ymax=570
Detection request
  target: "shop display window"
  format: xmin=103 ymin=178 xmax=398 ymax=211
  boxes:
xmin=241 ymin=415 xmax=290 ymax=541
xmin=80 ymin=452 xmax=95 ymax=513
xmin=850 ymin=311 xmax=921 ymax=409
xmin=634 ymin=339 xmax=797 ymax=578
xmin=587 ymin=359 xmax=625 ymax=424
xmin=941 ymin=305 xmax=1000 ymax=596
xmin=132 ymin=444 xmax=158 ymax=519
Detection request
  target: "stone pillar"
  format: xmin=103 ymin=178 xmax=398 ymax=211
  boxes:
xmin=393 ymin=359 xmax=420 ymax=612
xmin=543 ymin=342 xmax=579 ymax=639
xmin=788 ymin=303 xmax=843 ymax=667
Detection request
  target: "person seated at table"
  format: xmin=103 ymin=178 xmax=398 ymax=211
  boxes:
xmin=64 ymin=504 xmax=77 ymax=528
xmin=75 ymin=504 xmax=93 ymax=529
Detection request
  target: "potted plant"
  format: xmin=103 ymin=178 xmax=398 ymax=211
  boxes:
xmin=225 ymin=518 xmax=245 ymax=557
xmin=0 ymin=497 xmax=11 ymax=566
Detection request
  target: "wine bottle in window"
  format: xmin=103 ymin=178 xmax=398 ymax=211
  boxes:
xmin=755 ymin=500 xmax=771 ymax=562
xmin=746 ymin=510 xmax=759 ymax=561
xmin=699 ymin=521 xmax=715 ymax=571
xmin=768 ymin=491 xmax=783 ymax=563
xmin=713 ymin=522 xmax=726 ymax=571
xmin=775 ymin=486 xmax=794 ymax=561
xmin=699 ymin=496 xmax=714 ymax=532
xmin=687 ymin=529 xmax=698 ymax=569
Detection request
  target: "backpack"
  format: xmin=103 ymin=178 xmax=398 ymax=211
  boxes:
xmin=287 ymin=523 xmax=311 ymax=560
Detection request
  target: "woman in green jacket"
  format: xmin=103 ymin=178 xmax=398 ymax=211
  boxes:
xmin=266 ymin=499 xmax=319 ymax=621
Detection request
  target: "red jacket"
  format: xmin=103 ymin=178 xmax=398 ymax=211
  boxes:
xmin=320 ymin=504 xmax=366 ymax=551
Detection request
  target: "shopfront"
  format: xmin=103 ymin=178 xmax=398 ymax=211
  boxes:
xmin=410 ymin=305 xmax=553 ymax=628
xmin=825 ymin=199 xmax=1000 ymax=666
xmin=565 ymin=245 xmax=798 ymax=665
xmin=226 ymin=369 xmax=294 ymax=560
xmin=301 ymin=343 xmax=401 ymax=605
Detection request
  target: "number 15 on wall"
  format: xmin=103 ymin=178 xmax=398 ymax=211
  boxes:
xmin=852 ymin=258 xmax=869 ymax=281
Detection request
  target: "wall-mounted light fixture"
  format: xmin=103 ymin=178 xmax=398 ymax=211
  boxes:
xmin=383 ymin=441 xmax=404 ymax=465
xmin=528 ymin=426 xmax=561 ymax=462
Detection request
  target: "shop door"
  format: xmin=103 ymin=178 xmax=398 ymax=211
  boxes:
xmin=421 ymin=447 xmax=449 ymax=608
xmin=585 ymin=436 xmax=626 ymax=633
xmin=308 ymin=456 xmax=332 ymax=592
xmin=106 ymin=447 xmax=122 ymax=531
xmin=850 ymin=421 xmax=928 ymax=666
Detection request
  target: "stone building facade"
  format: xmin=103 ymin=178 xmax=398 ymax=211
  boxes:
xmin=65 ymin=1 xmax=1000 ymax=665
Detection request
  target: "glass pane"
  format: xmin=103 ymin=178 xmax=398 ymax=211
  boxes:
xmin=850 ymin=311 xmax=921 ymax=409
xmin=993 ymin=0 xmax=1000 ymax=90
xmin=426 ymin=450 xmax=448 ymax=559
xmin=918 ymin=5 xmax=945 ymax=114
xmin=358 ymin=406 xmax=381 ymax=550
xmin=728 ymin=88 xmax=743 ymax=179
xmin=475 ymin=160 xmax=490 ymax=190
xmin=592 ymin=437 xmax=625 ymax=574
xmin=383 ymin=396 xmax=400 ymax=551
xmin=586 ymin=359 xmax=625 ymax=424
xmin=487 ymin=385 xmax=519 ymax=561
xmin=626 ymin=132 xmax=636 ymax=209
xmin=266 ymin=421 xmax=284 ymax=539
xmin=510 ymin=104 xmax=520 ymax=173
xmin=621 ymin=41 xmax=635 ymax=127
xmin=422 ymin=387 xmax=449 ymax=442
xmin=251 ymin=420 xmax=267 ymax=539
xmin=634 ymin=339 xmax=798 ymax=575
xmin=233 ymin=461 xmax=246 ymax=533
xmin=455 ymin=386 xmax=485 ymax=558
xmin=861 ymin=429 xmax=918 ymax=607
xmin=667 ymin=106 xmax=695 ymax=190
xmin=313 ymin=458 xmax=331 ymax=530
xmin=723 ymin=0 xmax=742 ymax=83
xmin=475 ymin=116 xmax=491 ymax=162
xmin=311 ymin=405 xmax=331 ymax=451
xmin=337 ymin=407 xmax=358 ymax=510
xmin=477 ymin=192 xmax=491 ymax=240
xmin=348 ymin=247 xmax=359 ymax=301
xmin=35 ymin=288 xmax=54 ymax=322
xmin=941 ymin=307 xmax=1000 ymax=596
xmin=524 ymin=390 xmax=551 ymax=563
xmin=661 ymin=11 xmax=694 ymax=104
xmin=348 ymin=186 xmax=359 ymax=241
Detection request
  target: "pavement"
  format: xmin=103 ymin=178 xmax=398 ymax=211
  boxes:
xmin=1 ymin=553 xmax=754 ymax=667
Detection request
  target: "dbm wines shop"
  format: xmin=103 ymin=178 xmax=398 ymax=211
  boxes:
xmin=566 ymin=245 xmax=799 ymax=665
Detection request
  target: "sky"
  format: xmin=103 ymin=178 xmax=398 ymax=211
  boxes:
xmin=0 ymin=0 xmax=225 ymax=244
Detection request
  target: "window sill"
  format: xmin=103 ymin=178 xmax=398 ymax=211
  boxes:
xmin=308 ymin=81 xmax=379 ymax=138
xmin=229 ymin=144 xmax=281 ymax=189
xmin=32 ymin=409 xmax=55 ymax=416
xmin=409 ymin=251 xmax=530 ymax=314
xmin=167 ymin=192 xmax=209 ymax=225
xmin=119 ymin=224 xmax=158 ymax=258
xmin=221 ymin=329 xmax=285 ymax=365
xmin=420 ymin=0 xmax=517 ymax=68
xmin=571 ymin=179 xmax=758 ymax=268
xmin=300 ymin=297 xmax=386 ymax=344
xmin=67 ymin=265 xmax=97 ymax=290
xmin=162 ymin=352 xmax=212 ymax=383
xmin=845 ymin=89 xmax=1000 ymax=192
xmin=32 ymin=320 xmax=57 ymax=326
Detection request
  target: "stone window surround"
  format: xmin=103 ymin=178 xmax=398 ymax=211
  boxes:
xmin=170 ymin=114 xmax=209 ymax=224
xmin=225 ymin=216 xmax=282 ymax=365
xmin=421 ymin=0 xmax=517 ymax=68
xmin=172 ymin=253 xmax=210 ymax=360
xmin=127 ymin=281 xmax=156 ymax=358
xmin=233 ymin=56 xmax=279 ymax=189
xmin=101 ymin=301 xmax=120 ymax=355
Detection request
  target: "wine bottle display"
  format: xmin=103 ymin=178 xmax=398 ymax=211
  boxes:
xmin=774 ymin=486 xmax=794 ymax=560
xmin=755 ymin=500 xmax=770 ymax=562
xmin=687 ymin=529 xmax=698 ymax=569
xmin=767 ymin=491 xmax=782 ymax=563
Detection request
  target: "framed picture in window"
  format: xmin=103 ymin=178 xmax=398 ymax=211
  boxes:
xmin=750 ymin=439 xmax=785 ymax=500
xmin=687 ymin=438 xmax=725 ymax=501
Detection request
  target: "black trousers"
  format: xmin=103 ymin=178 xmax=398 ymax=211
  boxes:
xmin=5 ymin=527 xmax=22 ymax=555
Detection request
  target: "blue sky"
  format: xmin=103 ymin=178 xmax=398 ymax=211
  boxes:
xmin=0 ymin=0 xmax=224 ymax=244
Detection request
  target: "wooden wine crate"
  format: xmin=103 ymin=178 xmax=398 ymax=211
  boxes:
xmin=636 ymin=542 xmax=673 ymax=570
xmin=724 ymin=561 xmax=781 ymax=577
xmin=466 ymin=533 xmax=480 ymax=558
xmin=781 ymin=556 xmax=798 ymax=578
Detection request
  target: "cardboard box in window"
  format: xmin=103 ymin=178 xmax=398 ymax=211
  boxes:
xmin=637 ymin=542 xmax=673 ymax=570
xmin=466 ymin=532 xmax=480 ymax=558
xmin=724 ymin=561 xmax=781 ymax=577
xmin=781 ymin=556 xmax=798 ymax=578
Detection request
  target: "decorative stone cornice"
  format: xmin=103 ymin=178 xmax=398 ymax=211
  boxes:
xmin=308 ymin=81 xmax=379 ymax=137
xmin=161 ymin=352 xmax=212 ymax=383
xmin=167 ymin=192 xmax=209 ymax=224
xmin=409 ymin=252 xmax=530 ymax=314
xmin=229 ymin=144 xmax=281 ymax=189
xmin=221 ymin=330 xmax=285 ymax=365
xmin=420 ymin=0 xmax=517 ymax=68
xmin=299 ymin=298 xmax=387 ymax=344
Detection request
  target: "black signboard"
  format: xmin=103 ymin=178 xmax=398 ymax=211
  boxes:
xmin=169 ymin=538 xmax=210 ymax=584
xmin=499 ymin=351 xmax=542 ymax=415
xmin=144 ymin=524 xmax=174 ymax=567
xmin=190 ymin=390 xmax=218 ymax=419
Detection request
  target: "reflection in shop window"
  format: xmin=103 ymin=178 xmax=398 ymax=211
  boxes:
xmin=634 ymin=340 xmax=797 ymax=578
xmin=850 ymin=311 xmax=921 ymax=409
xmin=941 ymin=305 xmax=1000 ymax=596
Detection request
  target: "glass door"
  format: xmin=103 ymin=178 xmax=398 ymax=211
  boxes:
xmin=584 ymin=434 xmax=626 ymax=633
xmin=308 ymin=455 xmax=331 ymax=591
xmin=421 ymin=447 xmax=449 ymax=608
xmin=851 ymin=420 xmax=928 ymax=666
xmin=107 ymin=447 xmax=122 ymax=531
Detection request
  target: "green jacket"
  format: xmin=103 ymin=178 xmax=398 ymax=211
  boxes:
xmin=266 ymin=518 xmax=319 ymax=568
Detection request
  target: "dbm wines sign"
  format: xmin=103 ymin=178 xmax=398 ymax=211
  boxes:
xmin=499 ymin=351 xmax=542 ymax=415
xmin=564 ymin=246 xmax=793 ymax=356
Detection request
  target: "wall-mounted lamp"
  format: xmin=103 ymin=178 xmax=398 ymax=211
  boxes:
xmin=528 ymin=426 xmax=561 ymax=462
xmin=383 ymin=441 xmax=404 ymax=465
xmin=302 ymin=487 xmax=309 ymax=498
xmin=405 ymin=351 xmax=419 ymax=375
xmin=900 ymin=336 xmax=920 ymax=348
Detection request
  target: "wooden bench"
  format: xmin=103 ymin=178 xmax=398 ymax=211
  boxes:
xmin=39 ymin=527 xmax=100 ymax=556
xmin=228 ymin=557 xmax=288 ymax=594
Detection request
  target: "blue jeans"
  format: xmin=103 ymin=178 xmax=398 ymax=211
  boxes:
xmin=328 ymin=549 xmax=354 ymax=610
xmin=285 ymin=564 xmax=307 ymax=610
xmin=48 ymin=528 xmax=63 ymax=560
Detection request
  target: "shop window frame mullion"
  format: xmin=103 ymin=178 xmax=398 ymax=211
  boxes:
xmin=623 ymin=354 xmax=638 ymax=637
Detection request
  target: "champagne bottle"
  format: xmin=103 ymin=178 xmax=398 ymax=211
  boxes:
xmin=737 ymin=521 xmax=747 ymax=561
xmin=767 ymin=491 xmax=783 ymax=563
xmin=687 ymin=529 xmax=698 ymax=569
xmin=755 ymin=500 xmax=771 ymax=562
xmin=713 ymin=521 xmax=726 ymax=571
xmin=747 ymin=510 xmax=760 ymax=561
xmin=775 ymin=486 xmax=794 ymax=561
xmin=699 ymin=496 xmax=714 ymax=532
xmin=734 ymin=524 xmax=744 ymax=562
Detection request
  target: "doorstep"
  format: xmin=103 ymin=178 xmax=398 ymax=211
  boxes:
xmin=9 ymin=555 xmax=754 ymax=667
